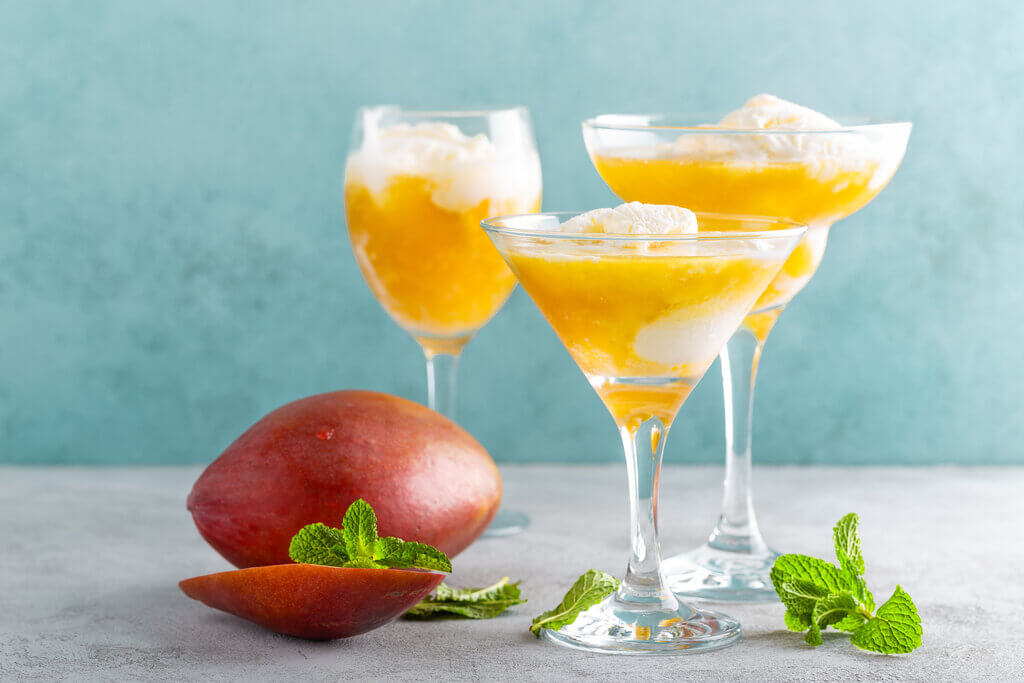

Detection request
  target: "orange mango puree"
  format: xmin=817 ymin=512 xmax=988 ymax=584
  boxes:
xmin=591 ymin=155 xmax=884 ymax=310
xmin=345 ymin=176 xmax=539 ymax=347
xmin=504 ymin=248 xmax=784 ymax=426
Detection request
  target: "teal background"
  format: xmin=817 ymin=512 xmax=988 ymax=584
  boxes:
xmin=2 ymin=1 xmax=1021 ymax=465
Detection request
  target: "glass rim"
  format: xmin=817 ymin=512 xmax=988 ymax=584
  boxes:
xmin=481 ymin=210 xmax=808 ymax=242
xmin=582 ymin=113 xmax=912 ymax=134
xmin=356 ymin=104 xmax=530 ymax=118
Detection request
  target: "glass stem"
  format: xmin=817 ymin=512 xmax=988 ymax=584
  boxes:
xmin=424 ymin=351 xmax=460 ymax=420
xmin=707 ymin=324 xmax=770 ymax=554
xmin=617 ymin=418 xmax=678 ymax=610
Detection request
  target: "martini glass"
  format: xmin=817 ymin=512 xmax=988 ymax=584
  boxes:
xmin=583 ymin=114 xmax=911 ymax=600
xmin=344 ymin=106 xmax=542 ymax=536
xmin=483 ymin=210 xmax=805 ymax=654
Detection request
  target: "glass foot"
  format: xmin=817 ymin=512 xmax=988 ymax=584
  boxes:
xmin=481 ymin=508 xmax=530 ymax=537
xmin=540 ymin=594 xmax=741 ymax=655
xmin=663 ymin=543 xmax=779 ymax=602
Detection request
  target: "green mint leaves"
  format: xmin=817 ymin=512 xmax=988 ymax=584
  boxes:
xmin=287 ymin=523 xmax=347 ymax=567
xmin=529 ymin=570 xmax=620 ymax=637
xmin=288 ymin=499 xmax=452 ymax=573
xmin=849 ymin=587 xmax=921 ymax=653
xmin=376 ymin=541 xmax=452 ymax=572
xmin=770 ymin=513 xmax=922 ymax=654
xmin=342 ymin=499 xmax=378 ymax=559
xmin=833 ymin=512 xmax=865 ymax=576
xmin=288 ymin=502 xmax=518 ymax=618
xmin=405 ymin=577 xmax=527 ymax=619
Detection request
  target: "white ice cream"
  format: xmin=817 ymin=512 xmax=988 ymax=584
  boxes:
xmin=557 ymin=202 xmax=744 ymax=370
xmin=633 ymin=308 xmax=743 ymax=370
xmin=345 ymin=114 xmax=541 ymax=212
xmin=670 ymin=94 xmax=867 ymax=163
xmin=718 ymin=93 xmax=843 ymax=131
xmin=560 ymin=202 xmax=698 ymax=235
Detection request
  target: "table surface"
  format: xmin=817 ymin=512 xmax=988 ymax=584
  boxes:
xmin=2 ymin=465 xmax=1021 ymax=681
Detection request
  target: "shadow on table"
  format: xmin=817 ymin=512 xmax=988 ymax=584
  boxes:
xmin=741 ymin=629 xmax=915 ymax=662
xmin=740 ymin=630 xmax=825 ymax=651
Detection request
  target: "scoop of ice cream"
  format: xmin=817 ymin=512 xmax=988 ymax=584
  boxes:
xmin=345 ymin=115 xmax=541 ymax=211
xmin=369 ymin=122 xmax=498 ymax=167
xmin=669 ymin=94 xmax=866 ymax=164
xmin=560 ymin=202 xmax=698 ymax=235
xmin=718 ymin=94 xmax=842 ymax=131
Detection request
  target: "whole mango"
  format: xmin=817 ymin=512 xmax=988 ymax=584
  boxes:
xmin=188 ymin=390 xmax=501 ymax=568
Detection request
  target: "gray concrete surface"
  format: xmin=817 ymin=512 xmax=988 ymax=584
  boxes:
xmin=1 ymin=465 xmax=1021 ymax=681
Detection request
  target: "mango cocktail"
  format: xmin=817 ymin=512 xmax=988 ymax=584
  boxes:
xmin=588 ymin=95 xmax=904 ymax=319
xmin=494 ymin=204 xmax=798 ymax=428
xmin=345 ymin=121 xmax=540 ymax=350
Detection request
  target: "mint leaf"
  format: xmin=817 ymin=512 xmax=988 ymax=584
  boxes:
xmin=835 ymin=613 xmax=869 ymax=632
xmin=835 ymin=575 xmax=874 ymax=632
xmin=834 ymin=513 xmax=865 ymax=577
xmin=847 ymin=574 xmax=875 ymax=608
xmin=373 ymin=536 xmax=405 ymax=561
xmin=770 ymin=555 xmax=844 ymax=627
xmin=850 ymin=586 xmax=922 ymax=654
xmin=405 ymin=577 xmax=526 ymax=619
xmin=813 ymin=591 xmax=859 ymax=630
xmin=775 ymin=578 xmax=829 ymax=632
xmin=288 ymin=500 xmax=452 ymax=573
xmin=771 ymin=514 xmax=922 ymax=654
xmin=433 ymin=579 xmax=517 ymax=603
xmin=784 ymin=610 xmax=809 ymax=632
xmin=380 ymin=541 xmax=452 ymax=573
xmin=771 ymin=551 xmax=875 ymax=633
xmin=772 ymin=554 xmax=849 ymax=593
xmin=342 ymin=499 xmax=378 ymax=560
xmin=529 ymin=570 xmax=619 ymax=637
xmin=288 ymin=523 xmax=348 ymax=566
xmin=831 ymin=512 xmax=874 ymax=631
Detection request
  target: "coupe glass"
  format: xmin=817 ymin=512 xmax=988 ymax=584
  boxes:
xmin=344 ymin=106 xmax=542 ymax=536
xmin=483 ymin=211 xmax=805 ymax=654
xmin=583 ymin=113 xmax=911 ymax=600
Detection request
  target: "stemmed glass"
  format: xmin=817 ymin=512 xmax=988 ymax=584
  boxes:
xmin=483 ymin=210 xmax=805 ymax=654
xmin=344 ymin=106 xmax=542 ymax=536
xmin=583 ymin=113 xmax=911 ymax=599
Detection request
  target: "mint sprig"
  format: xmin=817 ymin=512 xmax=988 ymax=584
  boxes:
xmin=288 ymin=522 xmax=348 ymax=567
xmin=770 ymin=513 xmax=922 ymax=654
xmin=288 ymin=499 xmax=452 ymax=573
xmin=529 ymin=570 xmax=619 ymax=637
xmin=405 ymin=577 xmax=526 ymax=619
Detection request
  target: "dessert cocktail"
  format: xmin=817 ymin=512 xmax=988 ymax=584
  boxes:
xmin=345 ymin=106 xmax=542 ymax=536
xmin=483 ymin=203 xmax=805 ymax=654
xmin=583 ymin=96 xmax=911 ymax=600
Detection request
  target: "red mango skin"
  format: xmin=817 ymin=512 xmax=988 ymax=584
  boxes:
xmin=187 ymin=390 xmax=501 ymax=569
xmin=179 ymin=564 xmax=445 ymax=640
